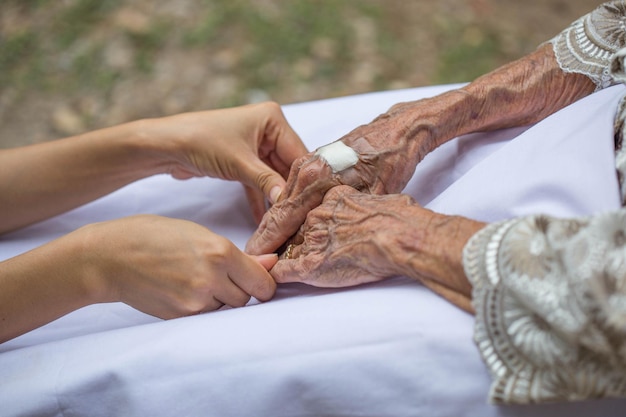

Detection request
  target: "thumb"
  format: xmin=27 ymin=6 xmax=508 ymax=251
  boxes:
xmin=250 ymin=253 xmax=279 ymax=270
xmin=242 ymin=158 xmax=286 ymax=204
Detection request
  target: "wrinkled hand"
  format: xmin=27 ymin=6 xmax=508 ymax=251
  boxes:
xmin=269 ymin=185 xmax=484 ymax=313
xmin=246 ymin=104 xmax=433 ymax=255
xmin=269 ymin=186 xmax=420 ymax=287
xmin=141 ymin=102 xmax=308 ymax=223
xmin=82 ymin=215 xmax=277 ymax=318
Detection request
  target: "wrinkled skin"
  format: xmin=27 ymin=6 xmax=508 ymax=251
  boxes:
xmin=246 ymin=44 xmax=596 ymax=256
xmin=245 ymin=109 xmax=429 ymax=255
xmin=271 ymin=186 xmax=417 ymax=287
xmin=270 ymin=186 xmax=485 ymax=311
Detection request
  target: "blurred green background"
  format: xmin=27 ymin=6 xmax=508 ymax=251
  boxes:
xmin=0 ymin=0 xmax=600 ymax=147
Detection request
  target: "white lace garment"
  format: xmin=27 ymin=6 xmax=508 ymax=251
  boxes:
xmin=466 ymin=0 xmax=626 ymax=404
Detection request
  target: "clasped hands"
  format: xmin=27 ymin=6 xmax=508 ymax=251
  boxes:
xmin=0 ymin=98 xmax=478 ymax=344
xmin=246 ymin=101 xmax=482 ymax=314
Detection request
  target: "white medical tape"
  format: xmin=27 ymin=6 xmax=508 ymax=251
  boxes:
xmin=315 ymin=141 xmax=359 ymax=173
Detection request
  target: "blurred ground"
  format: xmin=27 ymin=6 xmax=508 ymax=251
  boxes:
xmin=0 ymin=0 xmax=602 ymax=148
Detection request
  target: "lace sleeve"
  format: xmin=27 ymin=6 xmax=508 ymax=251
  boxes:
xmin=549 ymin=1 xmax=626 ymax=90
xmin=465 ymin=210 xmax=626 ymax=404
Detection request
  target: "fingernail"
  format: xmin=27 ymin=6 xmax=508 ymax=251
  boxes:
xmin=253 ymin=253 xmax=279 ymax=270
xmin=269 ymin=185 xmax=282 ymax=204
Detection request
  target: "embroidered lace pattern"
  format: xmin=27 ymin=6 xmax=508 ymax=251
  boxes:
xmin=549 ymin=0 xmax=626 ymax=90
xmin=467 ymin=215 xmax=626 ymax=403
xmin=466 ymin=1 xmax=626 ymax=404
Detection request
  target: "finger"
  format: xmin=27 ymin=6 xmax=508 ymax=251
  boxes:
xmin=286 ymin=229 xmax=305 ymax=250
xmin=239 ymin=158 xmax=286 ymax=205
xmin=246 ymin=158 xmax=335 ymax=254
xmin=269 ymin=258 xmax=305 ymax=284
xmin=250 ymin=183 xmax=354 ymax=255
xmin=192 ymin=297 xmax=225 ymax=315
xmin=251 ymin=253 xmax=279 ymax=270
xmin=274 ymin=134 xmax=309 ymax=173
xmin=243 ymin=184 xmax=266 ymax=225
xmin=227 ymin=252 xmax=277 ymax=302
xmin=212 ymin=279 xmax=252 ymax=309
xmin=245 ymin=194 xmax=323 ymax=255
xmin=265 ymin=151 xmax=291 ymax=180
xmin=266 ymin=105 xmax=309 ymax=165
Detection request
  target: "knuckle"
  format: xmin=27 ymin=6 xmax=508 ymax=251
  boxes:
xmin=299 ymin=164 xmax=319 ymax=181
xmin=207 ymin=237 xmax=234 ymax=263
xmin=400 ymin=194 xmax=416 ymax=205
xmin=230 ymin=293 xmax=252 ymax=308
xmin=292 ymin=153 xmax=314 ymax=173
xmin=262 ymin=100 xmax=282 ymax=113
xmin=187 ymin=275 xmax=211 ymax=294
xmin=179 ymin=297 xmax=208 ymax=316
xmin=253 ymin=277 xmax=276 ymax=302
xmin=254 ymin=170 xmax=275 ymax=190
xmin=388 ymin=101 xmax=409 ymax=113
xmin=254 ymin=101 xmax=283 ymax=120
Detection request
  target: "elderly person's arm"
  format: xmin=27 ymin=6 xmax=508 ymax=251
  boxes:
xmin=246 ymin=22 xmax=602 ymax=254
xmin=271 ymin=1 xmax=626 ymax=404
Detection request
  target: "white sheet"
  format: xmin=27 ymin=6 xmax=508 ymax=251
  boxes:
xmin=2 ymin=84 xmax=626 ymax=416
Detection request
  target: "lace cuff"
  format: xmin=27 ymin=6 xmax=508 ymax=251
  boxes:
xmin=466 ymin=212 xmax=626 ymax=404
xmin=549 ymin=1 xmax=626 ymax=90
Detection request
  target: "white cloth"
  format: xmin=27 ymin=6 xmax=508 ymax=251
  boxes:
xmin=2 ymin=85 xmax=626 ymax=416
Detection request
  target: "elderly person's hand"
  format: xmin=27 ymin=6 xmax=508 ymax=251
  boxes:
xmin=0 ymin=214 xmax=278 ymax=343
xmin=245 ymin=43 xmax=597 ymax=255
xmin=245 ymin=102 xmax=432 ymax=255
xmin=269 ymin=185 xmax=485 ymax=312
